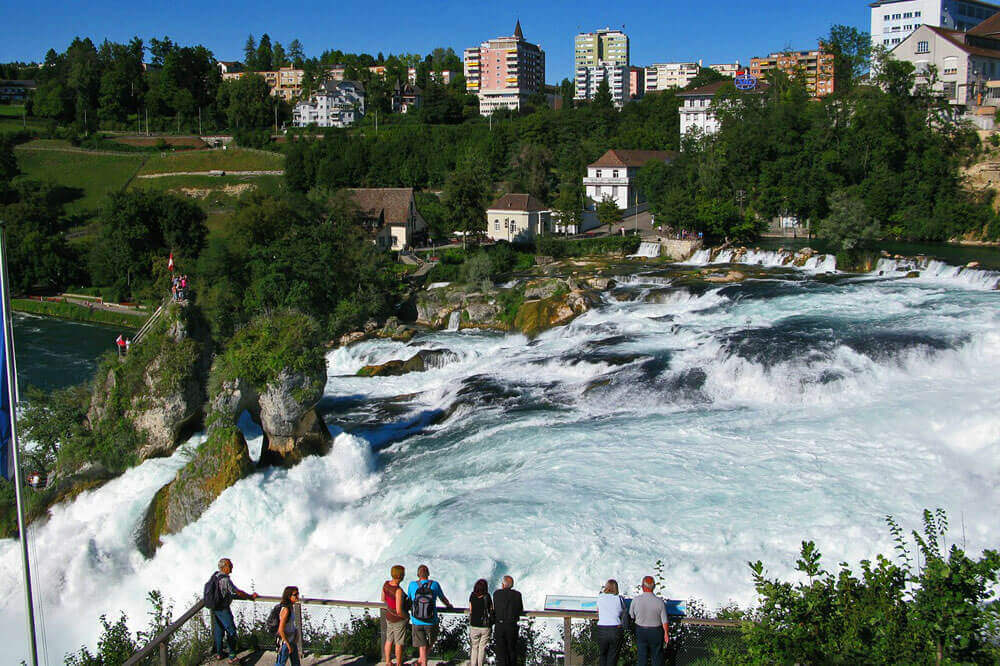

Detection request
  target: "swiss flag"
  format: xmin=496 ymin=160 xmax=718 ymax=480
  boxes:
xmin=168 ymin=253 xmax=175 ymax=272
xmin=116 ymin=335 xmax=125 ymax=347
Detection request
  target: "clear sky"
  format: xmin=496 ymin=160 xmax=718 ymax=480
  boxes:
xmin=1 ymin=0 xmax=870 ymax=82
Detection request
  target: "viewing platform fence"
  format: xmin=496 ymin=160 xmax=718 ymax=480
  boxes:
xmin=123 ymin=594 xmax=744 ymax=666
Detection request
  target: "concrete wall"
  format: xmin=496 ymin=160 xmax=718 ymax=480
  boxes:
xmin=659 ymin=239 xmax=701 ymax=260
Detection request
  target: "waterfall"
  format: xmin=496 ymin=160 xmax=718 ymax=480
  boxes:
xmin=447 ymin=310 xmax=461 ymax=331
xmin=628 ymin=242 xmax=661 ymax=258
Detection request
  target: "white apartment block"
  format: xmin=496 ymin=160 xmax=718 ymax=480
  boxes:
xmin=465 ymin=21 xmax=545 ymax=116
xmin=292 ymin=80 xmax=365 ymax=128
xmin=709 ymin=62 xmax=742 ymax=77
xmin=871 ymin=0 xmax=1000 ymax=49
xmin=645 ymin=61 xmax=702 ymax=92
xmin=575 ymin=63 xmax=629 ymax=107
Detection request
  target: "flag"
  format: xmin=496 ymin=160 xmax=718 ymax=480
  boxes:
xmin=0 ymin=289 xmax=14 ymax=481
xmin=116 ymin=334 xmax=125 ymax=347
xmin=168 ymin=252 xmax=175 ymax=272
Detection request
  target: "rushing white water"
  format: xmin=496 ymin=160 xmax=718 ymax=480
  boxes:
xmin=628 ymin=242 xmax=661 ymax=259
xmin=3 ymin=263 xmax=1000 ymax=661
xmin=446 ymin=311 xmax=461 ymax=332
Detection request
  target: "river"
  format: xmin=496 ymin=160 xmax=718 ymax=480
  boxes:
xmin=11 ymin=312 xmax=122 ymax=394
xmin=0 ymin=253 xmax=998 ymax=661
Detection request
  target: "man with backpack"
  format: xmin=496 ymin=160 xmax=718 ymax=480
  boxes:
xmin=204 ymin=558 xmax=259 ymax=663
xmin=407 ymin=564 xmax=454 ymax=666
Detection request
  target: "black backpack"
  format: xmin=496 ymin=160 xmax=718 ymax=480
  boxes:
xmin=203 ymin=573 xmax=226 ymax=611
xmin=266 ymin=603 xmax=287 ymax=635
xmin=401 ymin=589 xmax=413 ymax=614
xmin=620 ymin=596 xmax=635 ymax=633
xmin=411 ymin=581 xmax=436 ymax=622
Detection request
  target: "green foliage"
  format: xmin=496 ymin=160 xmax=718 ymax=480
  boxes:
xmin=11 ymin=299 xmax=147 ymax=328
xmin=814 ymin=188 xmax=880 ymax=251
xmin=730 ymin=510 xmax=1000 ymax=664
xmin=535 ymin=235 xmax=641 ymax=258
xmin=596 ymin=197 xmax=623 ymax=233
xmin=64 ymin=612 xmax=137 ymax=665
xmin=210 ymin=310 xmax=324 ymax=395
xmin=89 ymin=190 xmax=207 ymax=301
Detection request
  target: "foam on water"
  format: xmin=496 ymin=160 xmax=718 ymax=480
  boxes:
xmin=2 ymin=264 xmax=1000 ymax=661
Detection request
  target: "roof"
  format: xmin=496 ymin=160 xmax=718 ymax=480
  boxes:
xmin=488 ymin=193 xmax=547 ymax=212
xmin=588 ymin=149 xmax=678 ymax=169
xmin=676 ymin=80 xmax=731 ymax=97
xmin=347 ymin=188 xmax=415 ymax=226
xmin=920 ymin=25 xmax=1000 ymax=59
xmin=969 ymin=12 xmax=1000 ymax=38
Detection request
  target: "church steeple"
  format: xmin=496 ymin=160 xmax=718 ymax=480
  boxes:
xmin=514 ymin=19 xmax=524 ymax=40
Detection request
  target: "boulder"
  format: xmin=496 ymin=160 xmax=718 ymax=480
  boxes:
xmin=86 ymin=368 xmax=115 ymax=427
xmin=967 ymin=261 xmax=981 ymax=269
xmin=258 ymin=369 xmax=329 ymax=463
xmin=586 ymin=277 xmax=617 ymax=291
xmin=338 ymin=331 xmax=367 ymax=347
xmin=391 ymin=328 xmax=417 ymax=343
xmin=138 ymin=427 xmax=253 ymax=557
xmin=514 ymin=289 xmax=599 ymax=338
xmin=905 ymin=271 xmax=921 ymax=278
xmin=705 ymin=270 xmax=747 ymax=284
xmin=357 ymin=349 xmax=458 ymax=377
xmin=523 ymin=278 xmax=562 ymax=300
xmin=464 ymin=301 xmax=502 ymax=326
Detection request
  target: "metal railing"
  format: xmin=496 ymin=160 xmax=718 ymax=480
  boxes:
xmin=123 ymin=594 xmax=742 ymax=666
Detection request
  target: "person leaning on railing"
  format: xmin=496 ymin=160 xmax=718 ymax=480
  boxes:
xmin=629 ymin=576 xmax=669 ymax=666
xmin=209 ymin=558 xmax=259 ymax=664
xmin=276 ymin=586 xmax=301 ymax=666
xmin=492 ymin=575 xmax=523 ymax=666
xmin=468 ymin=579 xmax=494 ymax=666
xmin=596 ymin=579 xmax=627 ymax=666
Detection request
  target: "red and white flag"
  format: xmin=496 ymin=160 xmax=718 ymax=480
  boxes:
xmin=116 ymin=335 xmax=125 ymax=347
xmin=168 ymin=253 xmax=175 ymax=272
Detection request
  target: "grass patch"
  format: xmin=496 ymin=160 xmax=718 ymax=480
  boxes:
xmin=138 ymin=147 xmax=284 ymax=175
xmin=0 ymin=105 xmax=26 ymax=118
xmin=14 ymin=142 xmax=145 ymax=216
xmin=12 ymin=299 xmax=148 ymax=329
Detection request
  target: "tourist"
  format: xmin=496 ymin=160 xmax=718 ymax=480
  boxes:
xmin=207 ymin=557 xmax=259 ymax=664
xmin=629 ymin=576 xmax=669 ymax=666
xmin=492 ymin=575 xmax=523 ymax=666
xmin=468 ymin=578 xmax=493 ymax=666
xmin=597 ymin=579 xmax=627 ymax=666
xmin=125 ymin=338 xmax=131 ymax=354
xmin=382 ymin=565 xmax=408 ymax=666
xmin=275 ymin=586 xmax=301 ymax=666
xmin=407 ymin=564 xmax=453 ymax=666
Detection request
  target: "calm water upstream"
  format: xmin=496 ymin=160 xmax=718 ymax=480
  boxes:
xmin=11 ymin=313 xmax=122 ymax=393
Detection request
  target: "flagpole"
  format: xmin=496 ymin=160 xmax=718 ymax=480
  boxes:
xmin=0 ymin=222 xmax=40 ymax=666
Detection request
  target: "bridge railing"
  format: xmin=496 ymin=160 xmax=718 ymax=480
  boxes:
xmin=123 ymin=595 xmax=742 ymax=666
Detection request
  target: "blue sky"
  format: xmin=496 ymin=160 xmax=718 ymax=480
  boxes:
xmin=1 ymin=0 xmax=870 ymax=82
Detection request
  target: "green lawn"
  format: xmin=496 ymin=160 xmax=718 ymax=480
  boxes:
xmin=0 ymin=104 xmax=26 ymax=118
xmin=137 ymin=147 xmax=284 ymax=175
xmin=14 ymin=142 xmax=146 ymax=217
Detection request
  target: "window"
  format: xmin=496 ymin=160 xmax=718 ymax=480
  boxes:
xmin=943 ymin=81 xmax=957 ymax=98
xmin=596 ymin=170 xmax=602 ymax=177
xmin=893 ymin=38 xmax=901 ymax=44
xmin=915 ymin=11 xmax=921 ymax=17
xmin=612 ymin=170 xmax=619 ymax=178
xmin=904 ymin=11 xmax=912 ymax=18
xmin=917 ymin=40 xmax=929 ymax=53
xmin=893 ymin=13 xmax=901 ymax=19
xmin=494 ymin=220 xmax=500 ymax=231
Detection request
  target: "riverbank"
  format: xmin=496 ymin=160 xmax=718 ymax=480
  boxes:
xmin=12 ymin=298 xmax=148 ymax=329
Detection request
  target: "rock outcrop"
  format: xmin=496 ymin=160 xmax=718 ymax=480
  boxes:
xmin=138 ymin=427 xmax=253 ymax=557
xmin=257 ymin=369 xmax=329 ymax=465
xmin=357 ymin=349 xmax=459 ymax=377
xmin=514 ymin=285 xmax=600 ymax=338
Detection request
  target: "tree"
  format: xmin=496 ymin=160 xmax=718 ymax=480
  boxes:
xmin=217 ymin=74 xmax=272 ymax=128
xmin=288 ymin=39 xmax=305 ymax=68
xmin=825 ymin=25 xmax=872 ymax=94
xmin=243 ymin=34 xmax=257 ymax=70
xmin=814 ymin=188 xmax=880 ymax=251
xmin=272 ymin=42 xmax=288 ymax=69
xmin=442 ymin=167 xmax=488 ymax=247
xmin=593 ymin=78 xmax=614 ymax=111
xmin=552 ymin=181 xmax=583 ymax=234
xmin=685 ymin=66 xmax=727 ymax=90
xmin=596 ymin=196 xmax=622 ymax=233
xmin=560 ymin=78 xmax=575 ymax=109
xmin=256 ymin=34 xmax=274 ymax=72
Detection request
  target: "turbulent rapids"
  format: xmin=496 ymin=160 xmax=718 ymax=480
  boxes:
xmin=2 ymin=256 xmax=1000 ymax=660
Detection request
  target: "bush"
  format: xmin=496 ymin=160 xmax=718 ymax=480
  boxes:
xmin=536 ymin=235 xmax=641 ymax=258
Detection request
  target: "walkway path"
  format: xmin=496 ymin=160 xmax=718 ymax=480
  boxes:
xmin=136 ymin=170 xmax=284 ymax=178
xmin=204 ymin=654 xmax=464 ymax=665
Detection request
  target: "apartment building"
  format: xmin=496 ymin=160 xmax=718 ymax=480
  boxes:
xmin=406 ymin=68 xmax=456 ymax=85
xmin=464 ymin=21 xmax=546 ymax=115
xmin=645 ymin=61 xmax=702 ymax=92
xmin=575 ymin=28 xmax=629 ymax=68
xmin=583 ymin=149 xmax=677 ymax=210
xmin=629 ymin=66 xmax=645 ymax=99
xmin=221 ymin=66 xmax=305 ymax=101
xmin=678 ymin=78 xmax=768 ymax=140
xmin=749 ymin=49 xmax=835 ymax=98
xmin=871 ymin=0 xmax=1000 ymax=49
xmin=292 ymin=80 xmax=365 ymax=128
xmin=710 ymin=62 xmax=742 ymax=77
xmin=890 ymin=14 xmax=1000 ymax=104
xmin=576 ymin=64 xmax=629 ymax=106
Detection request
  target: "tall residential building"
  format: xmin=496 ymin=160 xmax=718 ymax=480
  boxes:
xmin=645 ymin=61 xmax=702 ymax=92
xmin=710 ymin=62 xmax=742 ymax=78
xmin=576 ymin=64 xmax=629 ymax=106
xmin=749 ymin=49 xmax=835 ymax=98
xmin=221 ymin=66 xmax=305 ymax=101
xmin=464 ymin=20 xmax=546 ymax=115
xmin=292 ymin=80 xmax=365 ymax=128
xmin=871 ymin=0 xmax=1000 ymax=49
xmin=574 ymin=28 xmax=629 ymax=68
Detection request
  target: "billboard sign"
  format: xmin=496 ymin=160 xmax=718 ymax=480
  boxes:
xmin=735 ymin=73 xmax=758 ymax=90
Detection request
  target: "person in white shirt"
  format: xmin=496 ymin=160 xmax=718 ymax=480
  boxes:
xmin=596 ymin=579 xmax=627 ymax=666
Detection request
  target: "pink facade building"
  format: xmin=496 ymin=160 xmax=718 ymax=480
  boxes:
xmin=464 ymin=20 xmax=545 ymax=115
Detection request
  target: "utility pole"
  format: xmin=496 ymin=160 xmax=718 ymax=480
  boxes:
xmin=274 ymin=104 xmax=278 ymax=133
xmin=145 ymin=108 xmax=149 ymax=136
xmin=198 ymin=107 xmax=202 ymax=136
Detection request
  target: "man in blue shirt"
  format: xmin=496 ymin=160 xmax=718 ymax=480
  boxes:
xmin=407 ymin=564 xmax=453 ymax=666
